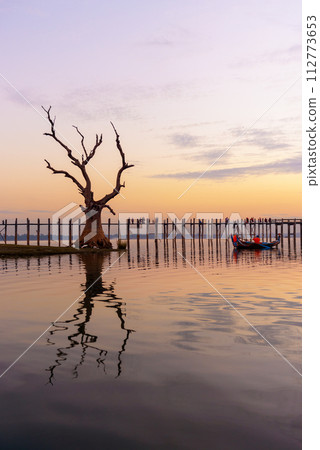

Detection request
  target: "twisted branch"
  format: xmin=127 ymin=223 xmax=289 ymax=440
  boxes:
xmin=97 ymin=123 xmax=134 ymax=205
xmin=104 ymin=204 xmax=116 ymax=215
xmin=43 ymin=107 xmax=133 ymax=215
xmin=44 ymin=159 xmax=84 ymax=194
xmin=83 ymin=133 xmax=103 ymax=166
xmin=42 ymin=106 xmax=81 ymax=167
xmin=72 ymin=126 xmax=88 ymax=160
xmin=72 ymin=126 xmax=103 ymax=165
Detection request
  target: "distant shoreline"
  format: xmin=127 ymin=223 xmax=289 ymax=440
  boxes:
xmin=0 ymin=244 xmax=118 ymax=257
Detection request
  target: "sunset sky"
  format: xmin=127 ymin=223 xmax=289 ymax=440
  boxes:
xmin=0 ymin=0 xmax=301 ymax=221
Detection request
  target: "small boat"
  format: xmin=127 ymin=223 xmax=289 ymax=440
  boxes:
xmin=231 ymin=234 xmax=280 ymax=250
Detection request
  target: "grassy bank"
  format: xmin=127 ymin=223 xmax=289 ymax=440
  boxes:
xmin=0 ymin=244 xmax=118 ymax=257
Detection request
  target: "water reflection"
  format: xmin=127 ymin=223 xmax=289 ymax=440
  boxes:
xmin=0 ymin=239 xmax=301 ymax=449
xmin=122 ymin=238 xmax=301 ymax=271
xmin=46 ymin=253 xmax=135 ymax=384
xmin=0 ymin=238 xmax=301 ymax=275
xmin=36 ymin=240 xmax=300 ymax=383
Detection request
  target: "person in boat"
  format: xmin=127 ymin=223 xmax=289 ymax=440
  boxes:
xmin=233 ymin=234 xmax=237 ymax=243
xmin=253 ymin=235 xmax=261 ymax=244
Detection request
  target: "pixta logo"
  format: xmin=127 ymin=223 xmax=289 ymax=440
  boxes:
xmin=52 ymin=203 xmax=97 ymax=247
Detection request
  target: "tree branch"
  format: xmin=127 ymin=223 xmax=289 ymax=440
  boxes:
xmin=72 ymin=125 xmax=103 ymax=166
xmin=44 ymin=159 xmax=84 ymax=195
xmin=42 ymin=106 xmax=81 ymax=167
xmin=110 ymin=121 xmax=126 ymax=166
xmin=72 ymin=125 xmax=88 ymax=160
xmin=43 ymin=107 xmax=96 ymax=207
xmin=83 ymin=133 xmax=103 ymax=166
xmin=43 ymin=109 xmax=133 ymax=217
xmin=97 ymin=123 xmax=134 ymax=206
xmin=103 ymin=204 xmax=116 ymax=215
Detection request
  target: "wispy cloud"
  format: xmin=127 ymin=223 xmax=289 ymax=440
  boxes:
xmin=140 ymin=26 xmax=195 ymax=49
xmin=165 ymin=121 xmax=223 ymax=130
xmin=187 ymin=148 xmax=233 ymax=163
xmin=0 ymin=209 xmax=54 ymax=215
xmin=0 ymin=209 xmax=23 ymax=214
xmin=166 ymin=133 xmax=235 ymax=163
xmin=232 ymin=45 xmax=301 ymax=68
xmin=170 ymin=133 xmax=201 ymax=148
xmin=230 ymin=127 xmax=291 ymax=151
xmin=28 ymin=209 xmax=54 ymax=213
xmin=3 ymin=80 xmax=197 ymax=123
xmin=2 ymin=85 xmax=50 ymax=109
xmin=151 ymin=156 xmax=301 ymax=180
xmin=144 ymin=37 xmax=175 ymax=46
xmin=166 ymin=126 xmax=293 ymax=164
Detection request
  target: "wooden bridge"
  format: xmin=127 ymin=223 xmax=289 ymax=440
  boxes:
xmin=0 ymin=218 xmax=302 ymax=247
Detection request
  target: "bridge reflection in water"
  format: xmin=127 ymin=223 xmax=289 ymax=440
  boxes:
xmin=128 ymin=236 xmax=300 ymax=269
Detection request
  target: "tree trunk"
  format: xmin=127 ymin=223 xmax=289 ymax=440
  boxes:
xmin=78 ymin=208 xmax=112 ymax=249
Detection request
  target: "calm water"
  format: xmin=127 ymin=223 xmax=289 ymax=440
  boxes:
xmin=0 ymin=239 xmax=301 ymax=449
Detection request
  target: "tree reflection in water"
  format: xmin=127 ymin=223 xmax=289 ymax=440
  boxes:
xmin=46 ymin=252 xmax=135 ymax=384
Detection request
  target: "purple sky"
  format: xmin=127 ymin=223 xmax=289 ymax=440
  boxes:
xmin=0 ymin=0 xmax=301 ymax=218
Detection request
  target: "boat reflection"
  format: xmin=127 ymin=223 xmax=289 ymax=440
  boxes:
xmin=46 ymin=253 xmax=135 ymax=384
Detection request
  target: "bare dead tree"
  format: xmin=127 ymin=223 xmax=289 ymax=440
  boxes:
xmin=43 ymin=106 xmax=134 ymax=248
